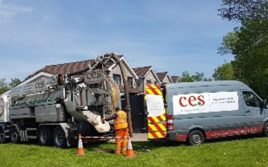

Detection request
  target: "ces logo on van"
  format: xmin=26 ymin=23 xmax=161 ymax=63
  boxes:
xmin=178 ymin=95 xmax=205 ymax=107
xmin=173 ymin=92 xmax=239 ymax=115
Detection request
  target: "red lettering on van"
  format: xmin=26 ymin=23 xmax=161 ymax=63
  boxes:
xmin=179 ymin=97 xmax=187 ymax=107
xmin=179 ymin=95 xmax=205 ymax=107
xmin=197 ymin=95 xmax=205 ymax=106
xmin=188 ymin=96 xmax=197 ymax=106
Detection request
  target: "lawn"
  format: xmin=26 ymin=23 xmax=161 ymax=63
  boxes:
xmin=0 ymin=137 xmax=268 ymax=167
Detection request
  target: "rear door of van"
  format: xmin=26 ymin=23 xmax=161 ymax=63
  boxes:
xmin=145 ymin=84 xmax=167 ymax=140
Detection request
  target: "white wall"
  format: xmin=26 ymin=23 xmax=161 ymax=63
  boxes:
xmin=0 ymin=93 xmax=9 ymax=123
xmin=110 ymin=65 xmax=137 ymax=88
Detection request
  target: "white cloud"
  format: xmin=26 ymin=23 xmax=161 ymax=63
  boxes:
xmin=0 ymin=3 xmax=33 ymax=23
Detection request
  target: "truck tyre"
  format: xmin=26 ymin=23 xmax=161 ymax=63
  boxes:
xmin=38 ymin=127 xmax=53 ymax=146
xmin=0 ymin=129 xmax=6 ymax=143
xmin=10 ymin=128 xmax=20 ymax=143
xmin=263 ymin=122 xmax=268 ymax=136
xmin=53 ymin=126 xmax=66 ymax=148
xmin=188 ymin=130 xmax=205 ymax=145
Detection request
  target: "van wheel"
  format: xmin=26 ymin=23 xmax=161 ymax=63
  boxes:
xmin=53 ymin=127 xmax=66 ymax=148
xmin=188 ymin=130 xmax=205 ymax=145
xmin=38 ymin=127 xmax=53 ymax=146
xmin=263 ymin=122 xmax=268 ymax=136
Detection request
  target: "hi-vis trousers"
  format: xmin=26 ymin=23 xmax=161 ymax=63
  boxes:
xmin=115 ymin=128 xmax=129 ymax=155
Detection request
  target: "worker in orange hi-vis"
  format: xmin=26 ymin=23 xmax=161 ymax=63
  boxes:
xmin=104 ymin=107 xmax=129 ymax=155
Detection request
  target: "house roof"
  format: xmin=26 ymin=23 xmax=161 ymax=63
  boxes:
xmin=25 ymin=55 xmax=138 ymax=81
xmin=133 ymin=66 xmax=152 ymax=78
xmin=109 ymin=56 xmax=138 ymax=80
xmin=167 ymin=75 xmax=173 ymax=83
xmin=171 ymin=76 xmax=180 ymax=83
xmin=25 ymin=59 xmax=95 ymax=80
xmin=156 ymin=72 xmax=168 ymax=82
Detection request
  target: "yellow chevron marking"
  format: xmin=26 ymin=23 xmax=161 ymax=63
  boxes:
xmin=155 ymin=131 xmax=164 ymax=138
xmin=150 ymin=84 xmax=163 ymax=96
xmin=152 ymin=116 xmax=160 ymax=123
xmin=148 ymin=131 xmax=167 ymax=139
xmin=148 ymin=124 xmax=158 ymax=131
xmin=158 ymin=123 xmax=167 ymax=131
xmin=146 ymin=88 xmax=154 ymax=95
xmin=147 ymin=133 xmax=154 ymax=139
xmin=148 ymin=123 xmax=166 ymax=131
xmin=160 ymin=114 xmax=166 ymax=121
xmin=155 ymin=89 xmax=163 ymax=96
xmin=150 ymin=84 xmax=156 ymax=89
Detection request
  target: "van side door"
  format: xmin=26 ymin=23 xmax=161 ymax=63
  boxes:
xmin=243 ymin=91 xmax=264 ymax=132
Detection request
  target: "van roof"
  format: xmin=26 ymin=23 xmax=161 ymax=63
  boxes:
xmin=167 ymin=80 xmax=250 ymax=90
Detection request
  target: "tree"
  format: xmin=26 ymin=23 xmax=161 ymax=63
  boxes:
xmin=180 ymin=71 xmax=205 ymax=82
xmin=220 ymin=20 xmax=268 ymax=99
xmin=191 ymin=72 xmax=205 ymax=82
xmin=203 ymin=78 xmax=213 ymax=81
xmin=219 ymin=0 xmax=268 ymax=99
xmin=213 ymin=62 xmax=235 ymax=80
xmin=0 ymin=79 xmax=9 ymax=95
xmin=218 ymin=32 xmax=239 ymax=55
xmin=219 ymin=0 xmax=268 ymax=21
xmin=0 ymin=78 xmax=22 ymax=95
xmin=180 ymin=71 xmax=193 ymax=82
xmin=9 ymin=78 xmax=22 ymax=88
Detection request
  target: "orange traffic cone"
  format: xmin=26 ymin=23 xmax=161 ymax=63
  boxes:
xmin=77 ymin=134 xmax=85 ymax=156
xmin=126 ymin=138 xmax=135 ymax=158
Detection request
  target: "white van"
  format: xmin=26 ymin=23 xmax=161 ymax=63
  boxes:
xmin=145 ymin=81 xmax=268 ymax=145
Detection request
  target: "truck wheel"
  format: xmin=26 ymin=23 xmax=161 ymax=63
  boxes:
xmin=188 ymin=130 xmax=205 ymax=145
xmin=0 ymin=129 xmax=6 ymax=143
xmin=38 ymin=127 xmax=53 ymax=146
xmin=10 ymin=128 xmax=20 ymax=143
xmin=53 ymin=127 xmax=66 ymax=148
xmin=263 ymin=122 xmax=268 ymax=136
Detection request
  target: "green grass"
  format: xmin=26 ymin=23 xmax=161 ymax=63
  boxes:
xmin=1 ymin=137 xmax=268 ymax=167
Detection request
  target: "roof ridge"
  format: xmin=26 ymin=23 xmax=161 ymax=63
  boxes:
xmin=133 ymin=65 xmax=152 ymax=69
xmin=45 ymin=59 xmax=95 ymax=67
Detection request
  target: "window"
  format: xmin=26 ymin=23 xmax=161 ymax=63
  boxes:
xmin=127 ymin=77 xmax=133 ymax=88
xmin=113 ymin=74 xmax=121 ymax=85
xmin=243 ymin=91 xmax=261 ymax=107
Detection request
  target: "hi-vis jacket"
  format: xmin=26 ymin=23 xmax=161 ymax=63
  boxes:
xmin=104 ymin=110 xmax=128 ymax=130
xmin=114 ymin=110 xmax=128 ymax=130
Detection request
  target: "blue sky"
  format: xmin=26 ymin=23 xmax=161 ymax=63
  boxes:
xmin=0 ymin=0 xmax=236 ymax=81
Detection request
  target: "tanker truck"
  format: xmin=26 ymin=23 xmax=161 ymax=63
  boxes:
xmin=0 ymin=54 xmax=131 ymax=147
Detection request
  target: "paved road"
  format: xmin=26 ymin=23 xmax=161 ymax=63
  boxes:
xmin=131 ymin=133 xmax=148 ymax=142
xmin=108 ymin=133 xmax=148 ymax=142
